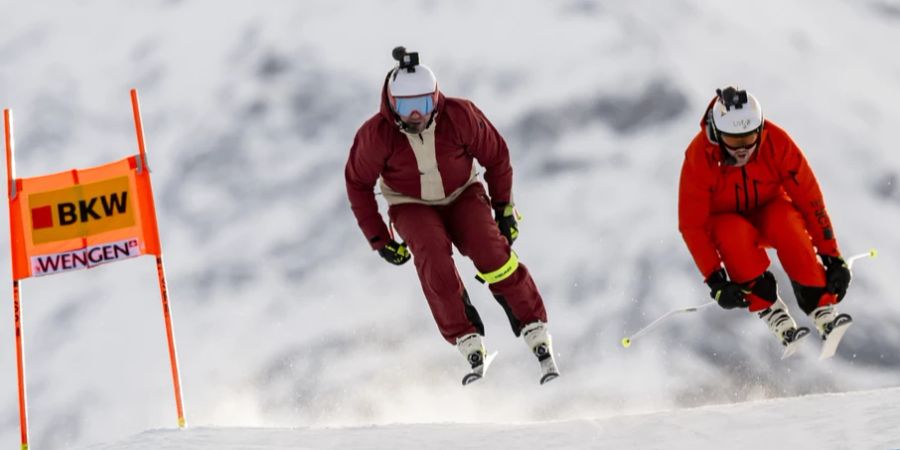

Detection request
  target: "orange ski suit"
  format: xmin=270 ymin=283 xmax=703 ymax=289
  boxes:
xmin=678 ymin=117 xmax=841 ymax=313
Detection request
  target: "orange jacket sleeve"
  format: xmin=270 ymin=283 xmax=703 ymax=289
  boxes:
xmin=770 ymin=127 xmax=840 ymax=257
xmin=678 ymin=136 xmax=722 ymax=279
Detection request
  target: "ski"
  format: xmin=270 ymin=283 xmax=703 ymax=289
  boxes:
xmin=461 ymin=351 xmax=498 ymax=386
xmin=819 ymin=314 xmax=853 ymax=360
xmin=780 ymin=327 xmax=811 ymax=360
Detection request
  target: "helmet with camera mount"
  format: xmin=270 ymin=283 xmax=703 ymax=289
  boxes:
xmin=708 ymin=86 xmax=764 ymax=138
xmin=387 ymin=46 xmax=438 ymax=119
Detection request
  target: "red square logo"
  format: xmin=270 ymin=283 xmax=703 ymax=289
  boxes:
xmin=31 ymin=206 xmax=53 ymax=229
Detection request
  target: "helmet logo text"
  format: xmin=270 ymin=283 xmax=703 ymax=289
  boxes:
xmin=733 ymin=119 xmax=752 ymax=129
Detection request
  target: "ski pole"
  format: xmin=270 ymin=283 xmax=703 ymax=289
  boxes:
xmin=620 ymin=300 xmax=717 ymax=348
xmin=845 ymin=248 xmax=877 ymax=269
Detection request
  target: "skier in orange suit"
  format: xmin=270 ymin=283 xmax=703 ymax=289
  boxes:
xmin=678 ymin=86 xmax=852 ymax=352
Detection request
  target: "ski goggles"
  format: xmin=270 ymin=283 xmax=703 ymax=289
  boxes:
xmin=721 ymin=132 xmax=759 ymax=151
xmin=393 ymin=94 xmax=434 ymax=117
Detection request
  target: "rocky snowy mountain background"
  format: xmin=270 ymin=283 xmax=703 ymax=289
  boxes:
xmin=0 ymin=1 xmax=899 ymax=448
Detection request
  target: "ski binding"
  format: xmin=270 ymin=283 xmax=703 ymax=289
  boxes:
xmin=461 ymin=351 xmax=498 ymax=386
xmin=781 ymin=326 xmax=811 ymax=360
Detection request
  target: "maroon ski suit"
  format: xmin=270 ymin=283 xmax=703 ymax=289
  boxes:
xmin=345 ymin=80 xmax=547 ymax=344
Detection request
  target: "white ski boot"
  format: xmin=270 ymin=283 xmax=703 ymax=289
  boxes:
xmin=521 ymin=322 xmax=559 ymax=384
xmin=457 ymin=333 xmax=496 ymax=385
xmin=810 ymin=304 xmax=853 ymax=359
xmin=757 ymin=298 xmax=810 ymax=359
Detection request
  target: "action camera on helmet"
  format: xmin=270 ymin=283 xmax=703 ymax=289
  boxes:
xmin=716 ymin=87 xmax=749 ymax=111
xmin=392 ymin=46 xmax=420 ymax=73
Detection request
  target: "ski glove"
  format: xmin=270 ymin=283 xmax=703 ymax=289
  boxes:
xmin=820 ymin=254 xmax=851 ymax=301
xmin=378 ymin=240 xmax=411 ymax=266
xmin=494 ymin=204 xmax=519 ymax=246
xmin=705 ymin=269 xmax=750 ymax=310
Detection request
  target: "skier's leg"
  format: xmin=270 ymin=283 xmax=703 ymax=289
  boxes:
xmin=389 ymin=202 xmax=483 ymax=344
xmin=709 ymin=213 xmax=772 ymax=311
xmin=444 ymin=183 xmax=547 ymax=336
xmin=712 ymin=212 xmax=807 ymax=347
xmin=443 ymin=184 xmax=557 ymax=382
xmin=752 ymin=198 xmax=835 ymax=316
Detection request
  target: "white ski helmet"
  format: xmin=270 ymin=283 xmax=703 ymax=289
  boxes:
xmin=710 ymin=86 xmax=763 ymax=137
xmin=388 ymin=63 xmax=437 ymax=97
xmin=387 ymin=46 xmax=438 ymax=115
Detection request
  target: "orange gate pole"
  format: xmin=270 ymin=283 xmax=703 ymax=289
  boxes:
xmin=5 ymin=108 xmax=30 ymax=450
xmin=12 ymin=281 xmax=28 ymax=450
xmin=129 ymin=89 xmax=186 ymax=428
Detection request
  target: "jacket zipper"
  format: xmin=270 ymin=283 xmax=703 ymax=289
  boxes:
xmin=753 ymin=179 xmax=760 ymax=209
xmin=740 ymin=167 xmax=750 ymax=212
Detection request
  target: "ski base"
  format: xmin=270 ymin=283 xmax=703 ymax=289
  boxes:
xmin=819 ymin=315 xmax=853 ymax=360
xmin=780 ymin=327 xmax=811 ymax=360
xmin=461 ymin=351 xmax=498 ymax=386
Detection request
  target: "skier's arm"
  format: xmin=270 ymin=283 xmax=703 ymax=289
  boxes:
xmin=678 ymin=145 xmax=722 ymax=279
xmin=345 ymin=129 xmax=392 ymax=250
xmin=463 ymin=101 xmax=513 ymax=207
xmin=776 ymin=135 xmax=840 ymax=257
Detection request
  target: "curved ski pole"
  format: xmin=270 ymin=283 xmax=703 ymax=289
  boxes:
xmin=845 ymin=248 xmax=877 ymax=270
xmin=621 ymin=300 xmax=717 ymax=348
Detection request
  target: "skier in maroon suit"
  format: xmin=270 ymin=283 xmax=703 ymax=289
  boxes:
xmin=345 ymin=47 xmax=558 ymax=384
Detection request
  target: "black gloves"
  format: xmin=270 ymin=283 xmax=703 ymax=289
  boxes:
xmin=820 ymin=254 xmax=851 ymax=301
xmin=705 ymin=269 xmax=750 ymax=310
xmin=494 ymin=204 xmax=519 ymax=246
xmin=378 ymin=240 xmax=411 ymax=265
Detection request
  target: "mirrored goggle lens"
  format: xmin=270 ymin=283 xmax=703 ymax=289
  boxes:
xmin=394 ymin=95 xmax=434 ymax=117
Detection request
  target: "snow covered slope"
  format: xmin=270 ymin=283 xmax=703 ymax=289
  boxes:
xmin=1 ymin=0 xmax=899 ymax=449
xmin=82 ymin=388 xmax=900 ymax=450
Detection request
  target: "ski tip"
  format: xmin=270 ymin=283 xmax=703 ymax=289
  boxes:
xmin=621 ymin=337 xmax=632 ymax=348
xmin=483 ymin=351 xmax=499 ymax=369
xmin=540 ymin=372 xmax=560 ymax=385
